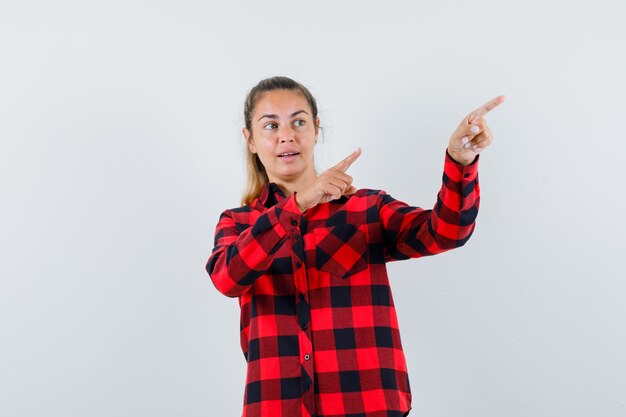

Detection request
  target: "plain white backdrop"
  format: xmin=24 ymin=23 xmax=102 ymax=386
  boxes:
xmin=1 ymin=1 xmax=625 ymax=416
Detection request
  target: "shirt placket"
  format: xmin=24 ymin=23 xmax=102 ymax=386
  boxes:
xmin=290 ymin=215 xmax=315 ymax=416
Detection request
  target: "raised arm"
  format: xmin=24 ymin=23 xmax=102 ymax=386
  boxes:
xmin=380 ymin=95 xmax=505 ymax=260
xmin=379 ymin=150 xmax=480 ymax=261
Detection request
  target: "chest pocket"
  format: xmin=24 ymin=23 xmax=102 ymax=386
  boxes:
xmin=313 ymin=224 xmax=369 ymax=279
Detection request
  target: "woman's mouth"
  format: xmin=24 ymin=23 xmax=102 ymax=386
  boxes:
xmin=278 ymin=152 xmax=300 ymax=161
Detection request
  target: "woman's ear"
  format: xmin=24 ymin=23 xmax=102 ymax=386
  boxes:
xmin=314 ymin=118 xmax=320 ymax=144
xmin=243 ymin=128 xmax=256 ymax=153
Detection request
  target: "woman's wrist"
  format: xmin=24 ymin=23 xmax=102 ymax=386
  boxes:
xmin=293 ymin=192 xmax=307 ymax=213
xmin=447 ymin=147 xmax=477 ymax=166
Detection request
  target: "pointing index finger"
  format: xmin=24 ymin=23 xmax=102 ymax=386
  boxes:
xmin=468 ymin=95 xmax=506 ymax=124
xmin=334 ymin=147 xmax=362 ymax=172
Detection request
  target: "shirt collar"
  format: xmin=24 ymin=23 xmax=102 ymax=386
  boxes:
xmin=258 ymin=182 xmax=288 ymax=208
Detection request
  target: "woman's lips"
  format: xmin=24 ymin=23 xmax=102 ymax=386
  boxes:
xmin=277 ymin=152 xmax=300 ymax=162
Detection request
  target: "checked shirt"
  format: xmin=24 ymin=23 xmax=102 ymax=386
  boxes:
xmin=206 ymin=150 xmax=480 ymax=417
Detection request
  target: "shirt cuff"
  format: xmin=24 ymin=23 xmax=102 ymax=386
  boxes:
xmin=444 ymin=149 xmax=479 ymax=183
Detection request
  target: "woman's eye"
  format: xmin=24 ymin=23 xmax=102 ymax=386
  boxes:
xmin=294 ymin=119 xmax=305 ymax=127
xmin=263 ymin=122 xmax=278 ymax=130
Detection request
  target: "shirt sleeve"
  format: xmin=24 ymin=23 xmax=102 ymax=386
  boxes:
xmin=206 ymin=193 xmax=303 ymax=297
xmin=378 ymin=149 xmax=480 ymax=261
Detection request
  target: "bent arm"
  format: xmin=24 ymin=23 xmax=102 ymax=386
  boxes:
xmin=206 ymin=194 xmax=302 ymax=297
xmin=380 ymin=149 xmax=480 ymax=261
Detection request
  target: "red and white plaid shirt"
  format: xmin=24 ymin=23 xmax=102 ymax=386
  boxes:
xmin=206 ymin=150 xmax=480 ymax=417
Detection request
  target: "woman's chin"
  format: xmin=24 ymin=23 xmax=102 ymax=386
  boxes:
xmin=272 ymin=163 xmax=303 ymax=176
xmin=269 ymin=167 xmax=307 ymax=182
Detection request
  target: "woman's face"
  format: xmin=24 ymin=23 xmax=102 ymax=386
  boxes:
xmin=243 ymin=89 xmax=319 ymax=185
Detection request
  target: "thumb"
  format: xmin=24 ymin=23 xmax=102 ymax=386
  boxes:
xmin=344 ymin=185 xmax=357 ymax=195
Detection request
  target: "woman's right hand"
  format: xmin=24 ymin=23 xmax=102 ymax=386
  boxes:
xmin=447 ymin=95 xmax=506 ymax=165
xmin=295 ymin=148 xmax=362 ymax=212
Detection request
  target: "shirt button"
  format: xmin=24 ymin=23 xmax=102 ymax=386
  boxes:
xmin=304 ymin=354 xmax=311 ymax=361
xmin=290 ymin=218 xmax=298 ymax=226
xmin=463 ymin=173 xmax=470 ymax=179
xmin=296 ymin=261 xmax=302 ymax=269
xmin=294 ymin=234 xmax=300 ymax=240
xmin=298 ymin=292 xmax=305 ymax=300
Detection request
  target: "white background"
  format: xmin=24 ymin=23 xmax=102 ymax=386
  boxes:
xmin=1 ymin=1 xmax=625 ymax=416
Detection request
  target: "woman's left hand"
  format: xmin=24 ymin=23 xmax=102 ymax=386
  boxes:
xmin=447 ymin=95 xmax=506 ymax=166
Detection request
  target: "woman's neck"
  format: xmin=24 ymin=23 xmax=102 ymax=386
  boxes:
xmin=271 ymin=171 xmax=317 ymax=199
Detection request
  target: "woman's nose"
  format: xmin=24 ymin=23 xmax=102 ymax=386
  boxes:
xmin=278 ymin=125 xmax=295 ymax=142
xmin=279 ymin=133 xmax=295 ymax=142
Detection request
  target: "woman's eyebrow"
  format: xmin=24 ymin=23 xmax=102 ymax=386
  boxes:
xmin=257 ymin=110 xmax=309 ymax=122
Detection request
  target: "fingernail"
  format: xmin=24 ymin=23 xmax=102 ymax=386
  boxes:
xmin=464 ymin=143 xmax=471 ymax=149
xmin=470 ymin=125 xmax=480 ymax=134
xmin=461 ymin=136 xmax=469 ymax=144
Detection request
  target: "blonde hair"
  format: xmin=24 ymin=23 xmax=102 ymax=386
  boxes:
xmin=241 ymin=76 xmax=319 ymax=206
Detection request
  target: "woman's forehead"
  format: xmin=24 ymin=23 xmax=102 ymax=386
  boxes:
xmin=254 ymin=90 xmax=311 ymax=117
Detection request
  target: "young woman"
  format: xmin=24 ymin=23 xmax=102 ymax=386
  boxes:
xmin=206 ymin=76 xmax=504 ymax=417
